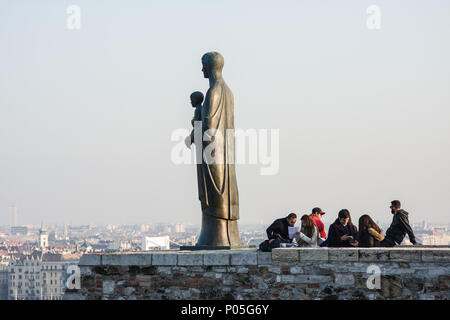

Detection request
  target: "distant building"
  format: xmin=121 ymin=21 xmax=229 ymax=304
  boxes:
xmin=7 ymin=252 xmax=79 ymax=300
xmin=41 ymin=253 xmax=77 ymax=300
xmin=63 ymin=223 xmax=69 ymax=240
xmin=142 ymin=236 xmax=170 ymax=251
xmin=107 ymin=240 xmax=132 ymax=251
xmin=0 ymin=265 xmax=8 ymax=299
xmin=10 ymin=226 xmax=28 ymax=235
xmin=175 ymin=224 xmax=186 ymax=233
xmin=422 ymin=220 xmax=428 ymax=230
xmin=10 ymin=205 xmax=19 ymax=227
xmin=415 ymin=230 xmax=450 ymax=245
xmin=39 ymin=224 xmax=48 ymax=250
xmin=78 ymin=241 xmax=93 ymax=253
xmin=8 ymin=253 xmax=42 ymax=300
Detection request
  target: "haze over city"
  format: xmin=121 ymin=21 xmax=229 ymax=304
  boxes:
xmin=1 ymin=0 xmax=449 ymax=227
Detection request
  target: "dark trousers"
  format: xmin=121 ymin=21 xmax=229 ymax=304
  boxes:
xmin=380 ymin=237 xmax=396 ymax=247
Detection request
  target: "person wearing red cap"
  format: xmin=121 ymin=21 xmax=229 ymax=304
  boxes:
xmin=310 ymin=207 xmax=327 ymax=244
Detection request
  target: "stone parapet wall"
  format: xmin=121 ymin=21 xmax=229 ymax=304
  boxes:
xmin=64 ymin=247 xmax=450 ymax=300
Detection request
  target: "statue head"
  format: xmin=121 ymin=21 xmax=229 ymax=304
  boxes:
xmin=190 ymin=91 xmax=204 ymax=108
xmin=201 ymin=52 xmax=224 ymax=79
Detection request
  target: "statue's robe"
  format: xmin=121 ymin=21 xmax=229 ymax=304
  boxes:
xmin=198 ymin=79 xmax=239 ymax=221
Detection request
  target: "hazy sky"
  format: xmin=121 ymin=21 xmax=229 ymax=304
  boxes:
xmin=1 ymin=0 xmax=449 ymax=227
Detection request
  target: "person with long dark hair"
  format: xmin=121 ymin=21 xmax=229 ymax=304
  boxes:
xmin=322 ymin=209 xmax=358 ymax=247
xmin=294 ymin=215 xmax=320 ymax=247
xmin=358 ymin=214 xmax=384 ymax=247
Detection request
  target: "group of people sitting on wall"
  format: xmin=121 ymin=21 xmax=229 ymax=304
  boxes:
xmin=260 ymin=200 xmax=422 ymax=251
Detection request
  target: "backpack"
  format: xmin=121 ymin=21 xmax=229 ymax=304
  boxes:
xmin=258 ymin=239 xmax=281 ymax=252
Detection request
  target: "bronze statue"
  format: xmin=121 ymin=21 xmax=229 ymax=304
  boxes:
xmin=186 ymin=52 xmax=241 ymax=247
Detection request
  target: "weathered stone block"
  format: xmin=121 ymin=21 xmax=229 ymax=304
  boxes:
xmin=177 ymin=253 xmax=204 ymax=266
xmin=280 ymin=275 xmax=296 ymax=283
xmin=212 ymin=267 xmax=227 ymax=273
xmin=347 ymin=262 xmax=369 ymax=273
xmin=257 ymin=251 xmax=272 ymax=265
xmin=272 ymin=249 xmax=299 ymax=262
xmin=103 ymin=280 xmax=115 ymax=295
xmin=299 ymin=249 xmax=328 ymax=262
xmin=231 ymin=252 xmax=257 ymax=266
xmin=102 ymin=253 xmax=152 ymax=266
xmin=389 ymin=250 xmax=421 ymax=262
xmin=190 ymin=266 xmax=205 ymax=272
xmin=290 ymin=266 xmax=304 ymax=274
xmin=381 ymin=275 xmax=403 ymax=298
xmin=123 ymin=287 xmax=136 ymax=296
xmin=202 ymin=272 xmax=216 ymax=278
xmin=267 ymin=266 xmax=282 ymax=274
xmin=334 ymin=273 xmax=355 ymax=286
xmin=152 ymin=253 xmax=177 ymax=266
xmin=156 ymin=266 xmax=172 ymax=275
xmin=80 ymin=266 xmax=92 ymax=276
xmin=237 ymin=267 xmax=249 ymax=273
xmin=63 ymin=292 xmax=85 ymax=300
xmin=79 ymin=254 xmax=101 ymax=266
xmin=293 ymin=275 xmax=333 ymax=284
xmin=204 ymin=253 xmax=230 ymax=266
xmin=222 ymin=275 xmax=235 ymax=286
xmin=422 ymin=250 xmax=450 ymax=262
xmin=380 ymin=263 xmax=415 ymax=275
xmin=81 ymin=275 xmax=95 ymax=288
xmin=135 ymin=275 xmax=152 ymax=282
xmin=403 ymin=277 xmax=425 ymax=292
xmin=329 ymin=249 xmax=359 ymax=262
xmin=171 ymin=266 xmax=188 ymax=272
xmin=359 ymin=249 xmax=389 ymax=262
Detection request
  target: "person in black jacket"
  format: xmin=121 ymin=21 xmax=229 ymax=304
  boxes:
xmin=266 ymin=213 xmax=297 ymax=244
xmin=380 ymin=200 xmax=422 ymax=247
xmin=323 ymin=209 xmax=359 ymax=247
xmin=358 ymin=214 xmax=384 ymax=247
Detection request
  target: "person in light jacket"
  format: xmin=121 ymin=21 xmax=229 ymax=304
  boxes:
xmin=294 ymin=215 xmax=319 ymax=247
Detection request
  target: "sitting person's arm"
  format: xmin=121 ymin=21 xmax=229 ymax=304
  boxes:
xmin=368 ymin=227 xmax=384 ymax=241
xmin=294 ymin=228 xmax=317 ymax=245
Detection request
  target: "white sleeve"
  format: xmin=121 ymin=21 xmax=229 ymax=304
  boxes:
xmin=297 ymin=229 xmax=316 ymax=244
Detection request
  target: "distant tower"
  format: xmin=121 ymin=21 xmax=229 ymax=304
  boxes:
xmin=10 ymin=205 xmax=18 ymax=227
xmin=39 ymin=222 xmax=48 ymax=249
xmin=64 ymin=222 xmax=69 ymax=240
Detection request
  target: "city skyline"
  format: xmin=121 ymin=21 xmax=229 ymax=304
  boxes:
xmin=2 ymin=203 xmax=450 ymax=227
xmin=1 ymin=1 xmax=449 ymax=227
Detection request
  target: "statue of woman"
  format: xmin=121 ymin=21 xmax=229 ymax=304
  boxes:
xmin=188 ymin=52 xmax=241 ymax=247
